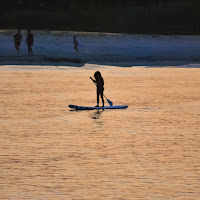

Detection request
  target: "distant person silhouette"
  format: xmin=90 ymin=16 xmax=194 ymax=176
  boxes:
xmin=90 ymin=71 xmax=104 ymax=107
xmin=13 ymin=29 xmax=22 ymax=53
xmin=26 ymin=29 xmax=34 ymax=54
xmin=73 ymin=36 xmax=79 ymax=53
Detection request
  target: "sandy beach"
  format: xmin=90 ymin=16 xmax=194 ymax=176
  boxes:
xmin=0 ymin=64 xmax=200 ymax=199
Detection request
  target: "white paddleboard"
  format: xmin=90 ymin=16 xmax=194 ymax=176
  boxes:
xmin=69 ymin=105 xmax=128 ymax=110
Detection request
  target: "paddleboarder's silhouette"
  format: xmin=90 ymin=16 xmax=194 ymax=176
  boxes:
xmin=90 ymin=71 xmax=104 ymax=107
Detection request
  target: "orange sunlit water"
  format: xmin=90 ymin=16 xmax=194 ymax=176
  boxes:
xmin=0 ymin=65 xmax=200 ymax=199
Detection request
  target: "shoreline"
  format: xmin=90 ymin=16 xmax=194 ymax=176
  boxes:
xmin=0 ymin=63 xmax=200 ymax=72
xmin=1 ymin=29 xmax=200 ymax=37
xmin=2 ymin=28 xmax=200 ymax=36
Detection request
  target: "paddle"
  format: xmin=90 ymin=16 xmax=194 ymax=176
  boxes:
xmin=90 ymin=77 xmax=113 ymax=106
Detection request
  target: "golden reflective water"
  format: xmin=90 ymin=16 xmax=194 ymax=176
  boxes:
xmin=0 ymin=65 xmax=200 ymax=199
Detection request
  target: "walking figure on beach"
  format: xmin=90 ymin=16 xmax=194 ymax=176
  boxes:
xmin=26 ymin=29 xmax=34 ymax=55
xmin=90 ymin=71 xmax=104 ymax=107
xmin=13 ymin=29 xmax=22 ymax=53
xmin=73 ymin=36 xmax=79 ymax=53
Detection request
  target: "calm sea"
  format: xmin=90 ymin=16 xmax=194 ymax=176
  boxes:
xmin=0 ymin=67 xmax=200 ymax=199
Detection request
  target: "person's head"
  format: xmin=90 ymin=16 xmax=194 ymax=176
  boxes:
xmin=18 ymin=29 xmax=21 ymax=33
xmin=28 ymin=29 xmax=31 ymax=34
xmin=94 ymin=71 xmax=102 ymax=80
xmin=74 ymin=36 xmax=76 ymax=39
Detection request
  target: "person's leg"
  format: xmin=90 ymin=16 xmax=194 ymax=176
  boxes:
xmin=74 ymin=45 xmax=79 ymax=53
xmin=101 ymin=92 xmax=104 ymax=107
xmin=15 ymin=43 xmax=19 ymax=52
xmin=28 ymin=44 xmax=31 ymax=54
xmin=96 ymin=91 xmax=99 ymax=107
xmin=30 ymin=45 xmax=33 ymax=54
xmin=18 ymin=44 xmax=20 ymax=53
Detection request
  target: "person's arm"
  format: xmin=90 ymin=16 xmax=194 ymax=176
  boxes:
xmin=90 ymin=77 xmax=96 ymax=83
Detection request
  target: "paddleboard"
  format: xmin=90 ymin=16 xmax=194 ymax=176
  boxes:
xmin=69 ymin=105 xmax=128 ymax=110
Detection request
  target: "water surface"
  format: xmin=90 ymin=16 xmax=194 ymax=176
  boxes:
xmin=0 ymin=66 xmax=199 ymax=199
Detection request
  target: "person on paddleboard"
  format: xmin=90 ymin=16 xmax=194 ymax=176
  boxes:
xmin=13 ymin=29 xmax=22 ymax=53
xmin=73 ymin=36 xmax=79 ymax=53
xmin=90 ymin=71 xmax=104 ymax=107
xmin=26 ymin=29 xmax=34 ymax=55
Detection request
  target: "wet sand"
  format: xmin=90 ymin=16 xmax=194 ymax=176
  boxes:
xmin=0 ymin=65 xmax=200 ymax=199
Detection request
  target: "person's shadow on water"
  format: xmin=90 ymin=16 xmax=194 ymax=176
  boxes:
xmin=90 ymin=110 xmax=104 ymax=119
